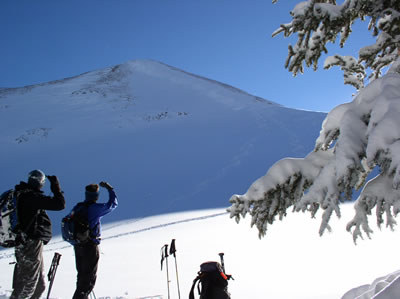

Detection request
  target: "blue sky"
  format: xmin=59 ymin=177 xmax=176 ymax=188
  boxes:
xmin=1 ymin=0 xmax=375 ymax=112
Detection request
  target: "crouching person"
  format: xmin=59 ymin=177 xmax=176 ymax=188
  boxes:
xmin=11 ymin=170 xmax=65 ymax=299
xmin=69 ymin=182 xmax=118 ymax=299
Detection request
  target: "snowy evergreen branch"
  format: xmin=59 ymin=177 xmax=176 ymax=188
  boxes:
xmin=230 ymin=1 xmax=400 ymax=242
xmin=229 ymin=63 xmax=400 ymax=242
xmin=324 ymin=55 xmax=365 ymax=89
xmin=346 ymin=172 xmax=400 ymax=243
xmin=272 ymin=0 xmax=400 ymax=88
xmin=229 ymin=151 xmax=333 ymax=238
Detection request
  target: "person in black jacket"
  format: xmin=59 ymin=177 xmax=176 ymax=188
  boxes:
xmin=10 ymin=169 xmax=65 ymax=299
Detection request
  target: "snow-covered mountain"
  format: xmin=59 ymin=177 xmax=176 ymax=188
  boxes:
xmin=0 ymin=59 xmax=325 ymax=232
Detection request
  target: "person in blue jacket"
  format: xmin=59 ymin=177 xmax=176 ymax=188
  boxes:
xmin=71 ymin=181 xmax=118 ymax=299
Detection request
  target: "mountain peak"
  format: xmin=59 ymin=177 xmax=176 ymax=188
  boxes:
xmin=1 ymin=59 xmax=278 ymax=109
xmin=128 ymin=59 xmax=277 ymax=105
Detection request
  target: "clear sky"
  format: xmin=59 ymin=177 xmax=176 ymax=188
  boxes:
xmin=0 ymin=0 xmax=375 ymax=112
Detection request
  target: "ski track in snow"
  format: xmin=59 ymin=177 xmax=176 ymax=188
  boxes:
xmin=0 ymin=211 xmax=228 ymax=260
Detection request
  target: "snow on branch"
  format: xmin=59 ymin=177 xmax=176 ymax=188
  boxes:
xmin=229 ymin=150 xmax=333 ymax=238
xmin=346 ymin=172 xmax=400 ymax=243
xmin=324 ymin=55 xmax=365 ymax=89
xmin=272 ymin=0 xmax=400 ymax=88
xmin=229 ymin=68 xmax=400 ymax=242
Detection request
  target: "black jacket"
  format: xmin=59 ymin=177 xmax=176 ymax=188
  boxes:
xmin=15 ymin=181 xmax=65 ymax=244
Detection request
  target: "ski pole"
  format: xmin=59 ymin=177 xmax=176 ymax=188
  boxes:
xmin=219 ymin=252 xmax=234 ymax=281
xmin=160 ymin=244 xmax=171 ymax=299
xmin=89 ymin=290 xmax=97 ymax=299
xmin=219 ymin=252 xmax=225 ymax=273
xmin=169 ymin=239 xmax=181 ymax=299
xmin=46 ymin=252 xmax=61 ymax=299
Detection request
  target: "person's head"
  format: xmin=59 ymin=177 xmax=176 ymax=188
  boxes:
xmin=85 ymin=183 xmax=99 ymax=202
xmin=28 ymin=169 xmax=46 ymax=189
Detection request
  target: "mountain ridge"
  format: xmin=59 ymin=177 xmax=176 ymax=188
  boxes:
xmin=0 ymin=60 xmax=279 ymax=108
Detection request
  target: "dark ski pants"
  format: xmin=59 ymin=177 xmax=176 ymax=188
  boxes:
xmin=73 ymin=242 xmax=99 ymax=299
xmin=10 ymin=238 xmax=46 ymax=299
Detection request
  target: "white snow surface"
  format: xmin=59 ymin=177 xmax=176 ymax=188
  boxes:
xmin=1 ymin=205 xmax=400 ymax=298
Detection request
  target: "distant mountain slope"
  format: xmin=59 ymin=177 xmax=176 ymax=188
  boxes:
xmin=0 ymin=60 xmax=326 ymax=231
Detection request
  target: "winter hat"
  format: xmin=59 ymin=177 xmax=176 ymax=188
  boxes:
xmin=85 ymin=183 xmax=99 ymax=201
xmin=28 ymin=169 xmax=46 ymax=189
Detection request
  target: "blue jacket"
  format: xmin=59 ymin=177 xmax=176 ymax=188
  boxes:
xmin=71 ymin=188 xmax=118 ymax=244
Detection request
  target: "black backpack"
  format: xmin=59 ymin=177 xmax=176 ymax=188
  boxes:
xmin=61 ymin=202 xmax=93 ymax=245
xmin=0 ymin=189 xmax=36 ymax=248
xmin=189 ymin=261 xmax=231 ymax=299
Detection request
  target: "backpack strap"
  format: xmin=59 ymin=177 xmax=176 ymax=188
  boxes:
xmin=189 ymin=275 xmax=201 ymax=299
xmin=72 ymin=201 xmax=100 ymax=242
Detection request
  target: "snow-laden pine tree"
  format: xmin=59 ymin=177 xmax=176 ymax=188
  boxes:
xmin=229 ymin=0 xmax=400 ymax=243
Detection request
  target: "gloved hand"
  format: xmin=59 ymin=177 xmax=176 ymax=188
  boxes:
xmin=99 ymin=181 xmax=113 ymax=190
xmin=46 ymin=175 xmax=58 ymax=184
xmin=47 ymin=175 xmax=61 ymax=193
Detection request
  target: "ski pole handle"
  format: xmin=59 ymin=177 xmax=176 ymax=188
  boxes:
xmin=218 ymin=252 xmax=225 ymax=273
xmin=169 ymin=239 xmax=176 ymax=257
xmin=46 ymin=252 xmax=62 ymax=299
xmin=47 ymin=252 xmax=62 ymax=281
xmin=164 ymin=244 xmax=169 ymax=258
xmin=219 ymin=252 xmax=234 ymax=280
xmin=54 ymin=252 xmax=61 ymax=264
xmin=160 ymin=244 xmax=169 ymax=270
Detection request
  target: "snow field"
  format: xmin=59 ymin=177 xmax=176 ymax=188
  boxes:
xmin=1 ymin=204 xmax=400 ymax=298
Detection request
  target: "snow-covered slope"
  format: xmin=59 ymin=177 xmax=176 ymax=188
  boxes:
xmin=1 ymin=203 xmax=400 ymax=299
xmin=0 ymin=59 xmax=325 ymax=231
